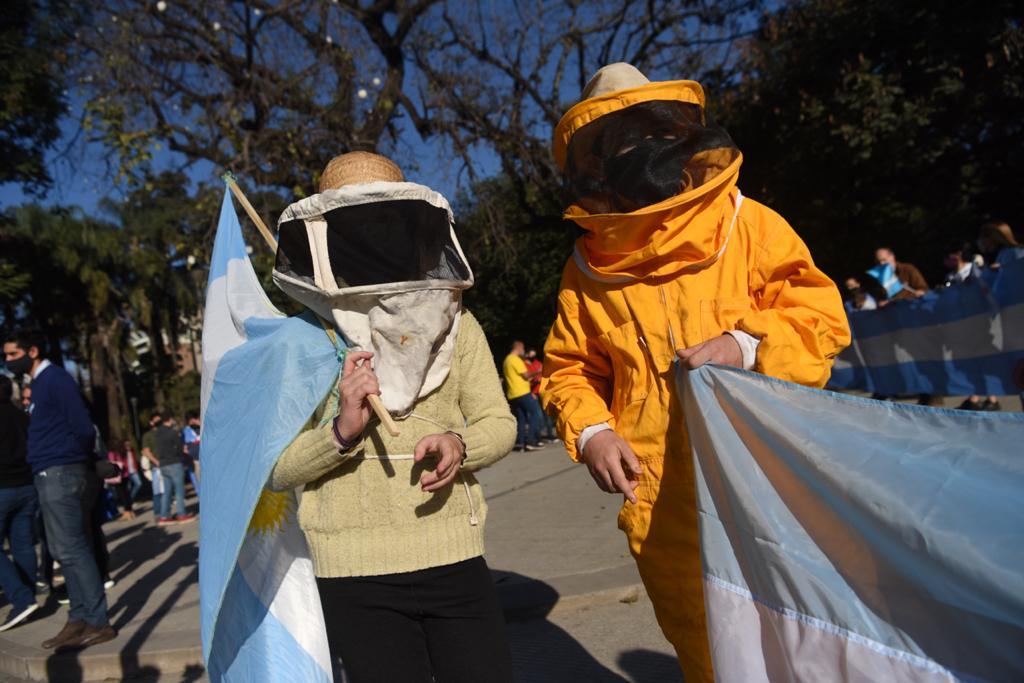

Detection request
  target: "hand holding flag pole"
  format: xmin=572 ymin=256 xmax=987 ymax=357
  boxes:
xmin=221 ymin=172 xmax=401 ymax=437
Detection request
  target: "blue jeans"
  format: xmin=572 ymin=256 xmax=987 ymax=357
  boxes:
xmin=509 ymin=394 xmax=541 ymax=446
xmin=531 ymin=394 xmax=556 ymax=439
xmin=0 ymin=485 xmax=39 ymax=611
xmin=160 ymin=463 xmax=187 ymax=518
xmin=127 ymin=472 xmax=143 ymax=502
xmin=35 ymin=464 xmax=108 ymax=627
xmin=185 ymin=463 xmax=200 ymax=497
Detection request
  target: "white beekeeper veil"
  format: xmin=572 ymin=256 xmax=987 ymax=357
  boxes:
xmin=272 ymin=152 xmax=473 ymax=417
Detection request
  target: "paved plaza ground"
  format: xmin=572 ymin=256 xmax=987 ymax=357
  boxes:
xmin=0 ymin=441 xmax=679 ymax=682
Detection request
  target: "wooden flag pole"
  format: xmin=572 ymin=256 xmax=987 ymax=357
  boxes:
xmin=222 ymin=173 xmax=401 ymax=437
xmin=224 ymin=173 xmax=279 ymax=252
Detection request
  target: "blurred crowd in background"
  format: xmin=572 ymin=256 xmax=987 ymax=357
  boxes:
xmin=0 ymin=330 xmax=200 ymax=650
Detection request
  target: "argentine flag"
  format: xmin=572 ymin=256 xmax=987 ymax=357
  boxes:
xmin=830 ymin=259 xmax=1024 ymax=396
xmin=199 ymin=187 xmax=339 ymax=681
xmin=681 ymin=364 xmax=1024 ymax=681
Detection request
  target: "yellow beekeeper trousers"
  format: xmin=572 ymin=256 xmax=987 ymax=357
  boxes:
xmin=617 ymin=427 xmax=715 ymax=683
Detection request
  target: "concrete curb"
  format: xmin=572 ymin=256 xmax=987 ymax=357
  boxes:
xmin=0 ymin=641 xmax=204 ymax=682
xmin=0 ymin=565 xmax=645 ymax=681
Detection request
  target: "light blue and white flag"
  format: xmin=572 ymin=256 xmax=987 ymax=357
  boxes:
xmin=680 ymin=364 xmax=1024 ymax=682
xmin=867 ymin=262 xmax=905 ymax=298
xmin=830 ymin=259 xmax=1024 ymax=396
xmin=199 ymin=187 xmax=340 ymax=682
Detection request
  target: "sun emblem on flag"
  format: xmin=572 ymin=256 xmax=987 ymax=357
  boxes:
xmin=248 ymin=489 xmax=295 ymax=536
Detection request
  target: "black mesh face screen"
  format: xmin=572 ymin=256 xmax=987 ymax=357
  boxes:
xmin=565 ymin=100 xmax=740 ymax=213
xmin=276 ymin=219 xmax=315 ymax=283
xmin=323 ymin=199 xmax=469 ymax=288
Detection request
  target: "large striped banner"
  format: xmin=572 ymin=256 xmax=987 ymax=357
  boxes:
xmin=681 ymin=364 xmax=1024 ymax=682
xmin=829 ymin=259 xmax=1024 ymax=396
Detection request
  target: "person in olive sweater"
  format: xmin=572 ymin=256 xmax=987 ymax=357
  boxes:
xmin=0 ymin=375 xmax=39 ymax=632
xmin=269 ymin=152 xmax=516 ymax=683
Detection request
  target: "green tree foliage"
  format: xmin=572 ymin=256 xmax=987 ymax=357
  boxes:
xmin=1 ymin=204 xmax=133 ymax=436
xmin=101 ymin=172 xmax=213 ymax=408
xmin=0 ymin=0 xmax=80 ymax=192
xmin=719 ymin=0 xmax=1024 ymax=284
xmin=1 ymin=205 xmax=122 ymax=357
xmin=1 ymin=173 xmax=217 ymax=441
xmin=456 ymin=175 xmax=576 ymax=356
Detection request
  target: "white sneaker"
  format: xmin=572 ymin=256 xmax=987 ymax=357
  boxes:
xmin=104 ymin=578 xmax=116 ymax=590
xmin=0 ymin=602 xmax=39 ymax=632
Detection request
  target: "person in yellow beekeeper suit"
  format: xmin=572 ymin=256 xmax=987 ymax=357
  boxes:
xmin=540 ymin=63 xmax=851 ymax=682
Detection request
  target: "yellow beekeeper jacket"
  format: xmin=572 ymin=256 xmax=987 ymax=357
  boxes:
xmin=541 ymin=78 xmax=850 ymax=460
xmin=540 ymin=79 xmax=851 ymax=683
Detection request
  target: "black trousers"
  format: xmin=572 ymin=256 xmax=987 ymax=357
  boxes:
xmin=317 ymin=556 xmax=514 ymax=683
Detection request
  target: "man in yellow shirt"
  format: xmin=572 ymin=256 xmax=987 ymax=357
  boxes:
xmin=502 ymin=341 xmax=542 ymax=451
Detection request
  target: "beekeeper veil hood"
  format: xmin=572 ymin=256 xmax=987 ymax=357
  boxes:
xmin=272 ymin=152 xmax=473 ymax=416
xmin=554 ymin=63 xmax=740 ymax=215
xmin=550 ymin=63 xmax=745 ymax=282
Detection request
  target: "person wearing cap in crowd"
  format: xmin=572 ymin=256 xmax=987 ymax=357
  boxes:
xmin=540 ymin=64 xmax=849 ymax=682
xmin=269 ymin=151 xmax=516 ymax=682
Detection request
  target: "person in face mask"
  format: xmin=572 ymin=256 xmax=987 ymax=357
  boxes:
xmin=269 ymin=152 xmax=516 ymax=683
xmin=541 ymin=64 xmax=851 ymax=683
xmin=3 ymin=331 xmax=116 ymax=650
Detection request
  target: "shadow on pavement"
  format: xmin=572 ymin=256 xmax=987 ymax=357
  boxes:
xmin=618 ymin=648 xmax=684 ymax=682
xmin=494 ymin=569 xmax=671 ymax=682
xmin=108 ymin=541 xmax=197 ymax=629
xmin=43 ymin=534 xmax=199 ymax=682
xmin=115 ymin=560 xmax=199 ymax=683
xmin=103 ymin=521 xmax=148 ymax=546
xmin=108 ymin=525 xmax=181 ymax=586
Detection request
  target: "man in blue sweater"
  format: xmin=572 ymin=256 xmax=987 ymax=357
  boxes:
xmin=3 ymin=332 xmax=116 ymax=650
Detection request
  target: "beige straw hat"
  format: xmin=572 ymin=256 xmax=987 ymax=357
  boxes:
xmin=318 ymin=151 xmax=404 ymax=192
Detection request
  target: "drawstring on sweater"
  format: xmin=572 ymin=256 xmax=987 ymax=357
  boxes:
xmin=351 ymin=412 xmax=480 ymax=526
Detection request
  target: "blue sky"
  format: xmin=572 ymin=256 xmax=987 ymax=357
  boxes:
xmin=0 ymin=93 xmax=500 ymax=219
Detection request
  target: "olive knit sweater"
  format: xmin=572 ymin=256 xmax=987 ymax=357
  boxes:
xmin=269 ymin=311 xmax=516 ymax=578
